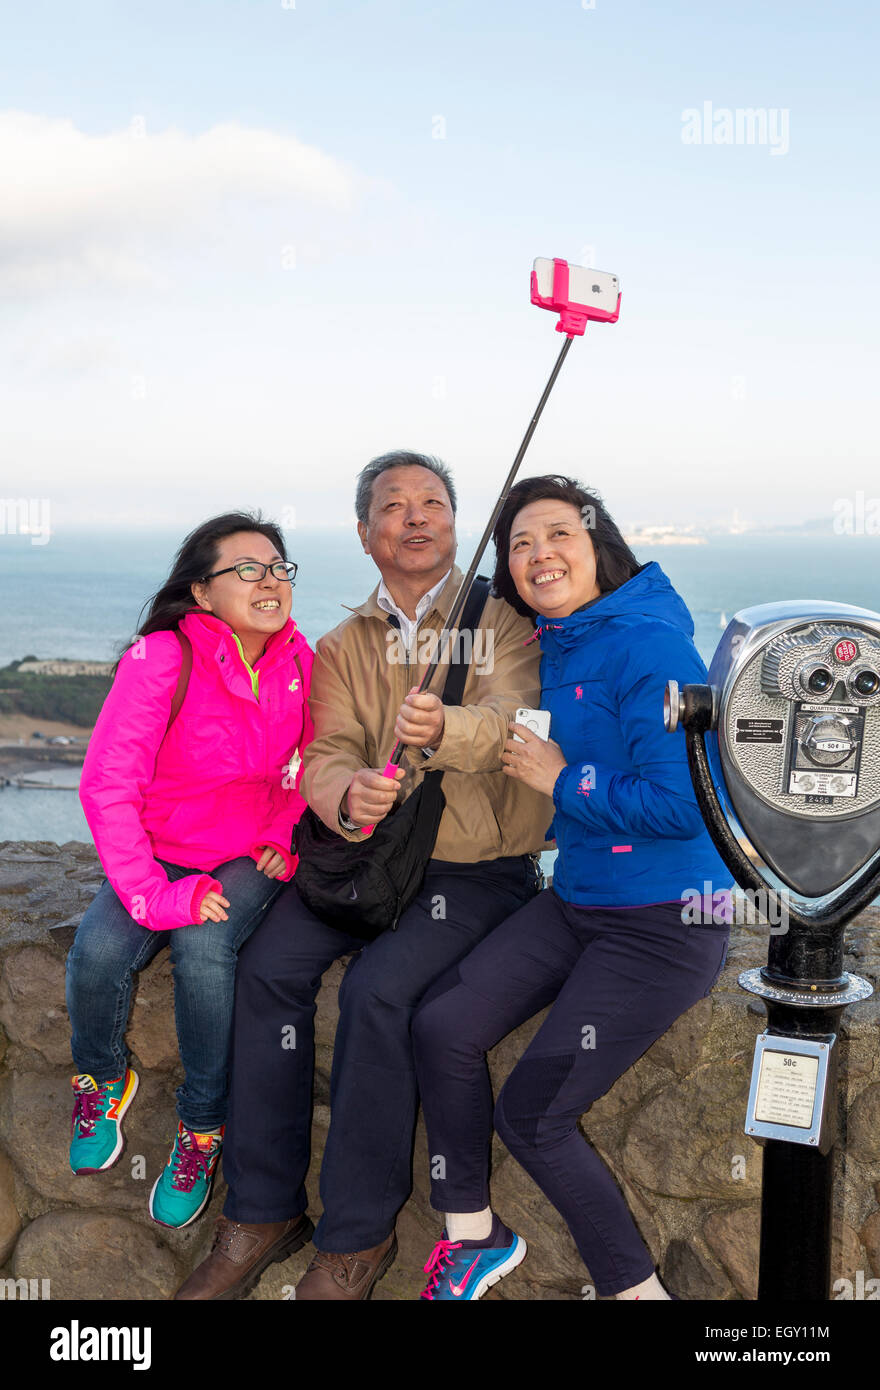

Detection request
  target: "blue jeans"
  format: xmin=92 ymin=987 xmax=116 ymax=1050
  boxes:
xmin=65 ymin=856 xmax=284 ymax=1131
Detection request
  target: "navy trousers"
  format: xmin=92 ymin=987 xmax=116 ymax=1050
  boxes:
xmin=412 ymin=889 xmax=729 ymax=1296
xmin=222 ymin=855 xmax=540 ymax=1250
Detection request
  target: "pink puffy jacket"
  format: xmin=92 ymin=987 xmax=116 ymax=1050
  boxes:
xmin=80 ymin=609 xmax=314 ymax=931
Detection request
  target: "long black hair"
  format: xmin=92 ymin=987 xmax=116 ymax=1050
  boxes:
xmin=134 ymin=511 xmax=288 ymax=640
xmin=491 ymin=475 xmax=641 ymax=618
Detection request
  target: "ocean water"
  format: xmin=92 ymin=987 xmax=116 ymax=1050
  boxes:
xmin=1 ymin=526 xmax=878 ymax=845
xmin=0 ymin=780 xmax=90 ymax=844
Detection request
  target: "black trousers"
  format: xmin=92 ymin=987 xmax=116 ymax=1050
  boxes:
xmin=222 ymin=854 xmax=539 ymax=1250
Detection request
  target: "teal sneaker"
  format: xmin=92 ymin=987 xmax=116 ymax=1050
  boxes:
xmin=70 ymin=1069 xmax=139 ymax=1174
xmin=149 ymin=1122 xmax=224 ymax=1229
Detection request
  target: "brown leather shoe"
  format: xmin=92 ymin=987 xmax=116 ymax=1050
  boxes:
xmin=173 ymin=1212 xmax=314 ymax=1300
xmin=294 ymin=1232 xmax=398 ymax=1301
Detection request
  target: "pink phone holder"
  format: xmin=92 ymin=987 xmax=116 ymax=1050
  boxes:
xmin=530 ymin=257 xmax=622 ymax=337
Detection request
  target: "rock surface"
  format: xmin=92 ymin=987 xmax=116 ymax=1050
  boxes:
xmin=12 ymin=1209 xmax=181 ymax=1301
xmin=0 ymin=839 xmax=878 ymax=1303
xmin=0 ymin=1146 xmax=20 ymax=1264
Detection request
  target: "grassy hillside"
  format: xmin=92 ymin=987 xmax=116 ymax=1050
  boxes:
xmin=0 ymin=660 xmax=110 ymax=727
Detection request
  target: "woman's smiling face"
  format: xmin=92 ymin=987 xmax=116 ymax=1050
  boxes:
xmin=190 ymin=530 xmax=292 ymax=640
xmin=508 ymin=499 xmax=601 ymax=617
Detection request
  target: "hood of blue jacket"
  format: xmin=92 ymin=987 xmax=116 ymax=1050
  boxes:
xmin=536 ymin=562 xmax=694 ymax=649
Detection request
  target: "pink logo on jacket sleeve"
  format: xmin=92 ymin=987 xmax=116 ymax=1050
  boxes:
xmin=575 ymin=685 xmax=583 ymax=700
xmin=577 ymin=763 xmax=595 ymax=796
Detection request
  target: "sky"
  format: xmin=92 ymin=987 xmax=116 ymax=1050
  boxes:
xmin=1 ymin=0 xmax=878 ymax=533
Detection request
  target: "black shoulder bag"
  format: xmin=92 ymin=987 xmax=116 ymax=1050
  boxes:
xmin=292 ymin=578 xmax=490 ymax=940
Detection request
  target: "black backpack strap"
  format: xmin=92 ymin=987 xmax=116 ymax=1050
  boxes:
xmin=438 ymin=576 xmax=491 ymax=708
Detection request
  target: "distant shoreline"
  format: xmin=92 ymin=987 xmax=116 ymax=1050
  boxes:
xmin=0 ymin=714 xmax=91 ymax=769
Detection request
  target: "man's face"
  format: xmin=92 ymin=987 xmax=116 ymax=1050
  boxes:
xmin=358 ymin=465 xmax=456 ymax=589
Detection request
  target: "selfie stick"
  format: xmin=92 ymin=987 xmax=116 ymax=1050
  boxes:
xmin=362 ymin=258 xmax=622 ymax=821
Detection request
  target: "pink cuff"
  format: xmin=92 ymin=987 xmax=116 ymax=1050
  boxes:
xmin=189 ymin=875 xmax=223 ymax=926
xmin=250 ymin=841 xmax=295 ymax=882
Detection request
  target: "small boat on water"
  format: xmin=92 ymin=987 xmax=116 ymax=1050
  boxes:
xmin=9 ymin=775 xmax=80 ymax=791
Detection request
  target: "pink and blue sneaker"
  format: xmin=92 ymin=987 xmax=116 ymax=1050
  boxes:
xmin=70 ymin=1069 xmax=139 ymax=1174
xmin=149 ymin=1122 xmax=224 ymax=1229
xmin=420 ymin=1216 xmax=527 ymax=1300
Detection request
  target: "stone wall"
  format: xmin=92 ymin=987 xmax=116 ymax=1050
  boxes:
xmin=0 ymin=839 xmax=878 ymax=1301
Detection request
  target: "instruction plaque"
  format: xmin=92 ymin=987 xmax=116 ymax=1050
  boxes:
xmin=745 ymin=1034 xmax=832 ymax=1147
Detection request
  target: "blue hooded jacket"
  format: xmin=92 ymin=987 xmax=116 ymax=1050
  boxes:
xmin=538 ymin=562 xmax=731 ymax=907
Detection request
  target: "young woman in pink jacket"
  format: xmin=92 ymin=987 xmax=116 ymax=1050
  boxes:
xmin=66 ymin=512 xmax=314 ymax=1230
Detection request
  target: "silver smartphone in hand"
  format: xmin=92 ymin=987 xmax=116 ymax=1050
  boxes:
xmin=513 ymin=708 xmax=552 ymax=743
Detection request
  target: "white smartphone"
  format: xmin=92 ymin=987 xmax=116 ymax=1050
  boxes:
xmin=513 ymin=708 xmax=552 ymax=743
xmin=532 ymin=258 xmax=620 ymax=314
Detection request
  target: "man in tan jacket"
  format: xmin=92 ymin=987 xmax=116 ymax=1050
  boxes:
xmin=176 ymin=451 xmax=551 ymax=1302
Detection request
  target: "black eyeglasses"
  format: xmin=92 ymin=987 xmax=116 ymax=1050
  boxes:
xmin=204 ymin=561 xmax=298 ymax=584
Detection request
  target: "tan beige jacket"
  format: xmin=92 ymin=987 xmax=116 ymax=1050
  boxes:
xmin=300 ymin=565 xmax=553 ymax=862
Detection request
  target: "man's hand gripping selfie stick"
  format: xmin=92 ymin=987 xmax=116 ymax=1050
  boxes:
xmin=361 ymin=257 xmax=622 ymax=831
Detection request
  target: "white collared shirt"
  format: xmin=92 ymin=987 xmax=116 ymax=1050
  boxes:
xmin=376 ymin=569 xmax=452 ymax=657
xmin=338 ymin=568 xmax=452 ymax=830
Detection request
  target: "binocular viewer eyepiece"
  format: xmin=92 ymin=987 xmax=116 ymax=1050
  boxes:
xmin=666 ymin=600 xmax=880 ymax=918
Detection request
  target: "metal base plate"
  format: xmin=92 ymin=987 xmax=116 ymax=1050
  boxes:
xmin=738 ymin=966 xmax=874 ymax=1007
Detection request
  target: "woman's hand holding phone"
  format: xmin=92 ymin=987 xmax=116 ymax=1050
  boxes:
xmin=503 ymin=722 xmax=567 ymax=797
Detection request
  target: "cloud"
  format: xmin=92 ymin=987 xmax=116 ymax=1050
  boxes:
xmin=0 ymin=111 xmax=362 ymax=294
xmin=5 ymin=326 xmax=123 ymax=376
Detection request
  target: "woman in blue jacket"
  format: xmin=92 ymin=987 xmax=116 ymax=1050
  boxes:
xmin=412 ymin=475 xmax=732 ymax=1301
